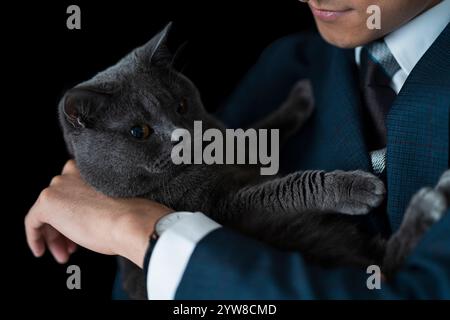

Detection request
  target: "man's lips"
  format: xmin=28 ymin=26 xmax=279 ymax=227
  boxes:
xmin=309 ymin=3 xmax=353 ymax=21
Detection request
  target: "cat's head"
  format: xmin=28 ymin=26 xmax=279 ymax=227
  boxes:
xmin=59 ymin=23 xmax=208 ymax=197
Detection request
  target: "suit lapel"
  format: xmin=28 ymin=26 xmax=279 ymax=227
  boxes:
xmin=386 ymin=24 xmax=450 ymax=231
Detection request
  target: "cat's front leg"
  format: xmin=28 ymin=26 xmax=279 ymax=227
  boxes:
xmin=382 ymin=170 xmax=450 ymax=277
xmin=321 ymin=170 xmax=386 ymax=215
xmin=228 ymin=169 xmax=384 ymax=217
xmin=251 ymin=79 xmax=315 ymax=145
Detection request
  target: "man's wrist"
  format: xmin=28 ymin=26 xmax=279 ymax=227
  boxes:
xmin=113 ymin=201 xmax=173 ymax=268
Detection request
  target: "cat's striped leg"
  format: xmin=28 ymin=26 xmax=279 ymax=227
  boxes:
xmin=230 ymin=169 xmax=385 ymax=216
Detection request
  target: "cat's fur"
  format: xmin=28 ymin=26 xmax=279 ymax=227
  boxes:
xmin=58 ymin=23 xmax=450 ymax=299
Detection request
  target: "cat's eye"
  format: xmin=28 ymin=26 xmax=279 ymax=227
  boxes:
xmin=177 ymin=98 xmax=188 ymax=114
xmin=130 ymin=124 xmax=153 ymax=140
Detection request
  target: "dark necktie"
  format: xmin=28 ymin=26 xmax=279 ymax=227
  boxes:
xmin=359 ymin=40 xmax=400 ymax=176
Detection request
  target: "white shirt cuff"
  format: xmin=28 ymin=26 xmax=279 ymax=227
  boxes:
xmin=146 ymin=212 xmax=221 ymax=300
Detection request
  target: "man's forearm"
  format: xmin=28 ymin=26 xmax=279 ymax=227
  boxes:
xmin=25 ymin=160 xmax=174 ymax=267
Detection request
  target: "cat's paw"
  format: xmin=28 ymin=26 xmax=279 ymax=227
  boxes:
xmin=383 ymin=182 xmax=448 ymax=278
xmin=325 ymin=170 xmax=386 ymax=215
xmin=402 ymin=187 xmax=447 ymax=228
xmin=282 ymin=79 xmax=315 ymax=120
xmin=435 ymin=169 xmax=450 ymax=202
xmin=407 ymin=169 xmax=450 ymax=224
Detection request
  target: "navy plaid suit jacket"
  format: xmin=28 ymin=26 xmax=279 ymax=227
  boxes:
xmin=175 ymin=25 xmax=450 ymax=299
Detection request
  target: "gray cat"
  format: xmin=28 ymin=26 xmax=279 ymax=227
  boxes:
xmin=58 ymin=23 xmax=450 ymax=299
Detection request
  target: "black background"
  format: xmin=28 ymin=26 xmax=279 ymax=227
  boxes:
xmin=6 ymin=0 xmax=314 ymax=299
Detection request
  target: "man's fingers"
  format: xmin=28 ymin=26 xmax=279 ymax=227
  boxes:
xmin=25 ymin=202 xmax=77 ymax=263
xmin=62 ymin=159 xmax=80 ymax=176
xmin=44 ymin=225 xmax=70 ymax=264
xmin=48 ymin=240 xmax=69 ymax=264
xmin=66 ymin=238 xmax=78 ymax=254
xmin=26 ymin=227 xmax=46 ymax=257
xmin=24 ymin=207 xmax=46 ymax=257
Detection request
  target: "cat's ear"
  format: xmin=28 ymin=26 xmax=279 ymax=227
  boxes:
xmin=139 ymin=22 xmax=173 ymax=67
xmin=60 ymin=87 xmax=108 ymax=129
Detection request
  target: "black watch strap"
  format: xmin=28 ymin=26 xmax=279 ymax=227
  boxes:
xmin=143 ymin=236 xmax=159 ymax=282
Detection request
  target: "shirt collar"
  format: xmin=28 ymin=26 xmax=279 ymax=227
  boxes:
xmin=356 ymin=0 xmax=450 ymax=77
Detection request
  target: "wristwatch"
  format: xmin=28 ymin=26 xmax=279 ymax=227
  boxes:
xmin=151 ymin=211 xmax=199 ymax=240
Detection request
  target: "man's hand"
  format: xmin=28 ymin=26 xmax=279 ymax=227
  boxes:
xmin=24 ymin=160 xmax=173 ymax=268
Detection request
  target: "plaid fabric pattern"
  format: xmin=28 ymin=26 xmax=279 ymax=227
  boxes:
xmin=387 ymin=24 xmax=450 ymax=230
xmin=370 ymin=148 xmax=387 ymax=176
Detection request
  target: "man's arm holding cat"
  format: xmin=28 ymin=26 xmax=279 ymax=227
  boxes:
xmin=24 ymin=160 xmax=172 ymax=268
xmin=25 ymin=160 xmax=450 ymax=299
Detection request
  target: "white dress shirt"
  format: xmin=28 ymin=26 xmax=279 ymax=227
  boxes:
xmin=146 ymin=1 xmax=450 ymax=300
xmin=355 ymin=0 xmax=450 ymax=93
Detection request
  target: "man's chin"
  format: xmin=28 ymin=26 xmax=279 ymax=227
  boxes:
xmin=321 ymin=33 xmax=380 ymax=49
xmin=317 ymin=25 xmax=386 ymax=49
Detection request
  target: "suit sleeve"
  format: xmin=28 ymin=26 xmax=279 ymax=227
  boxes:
xmin=174 ymin=210 xmax=450 ymax=299
xmin=145 ymin=213 xmax=221 ymax=300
